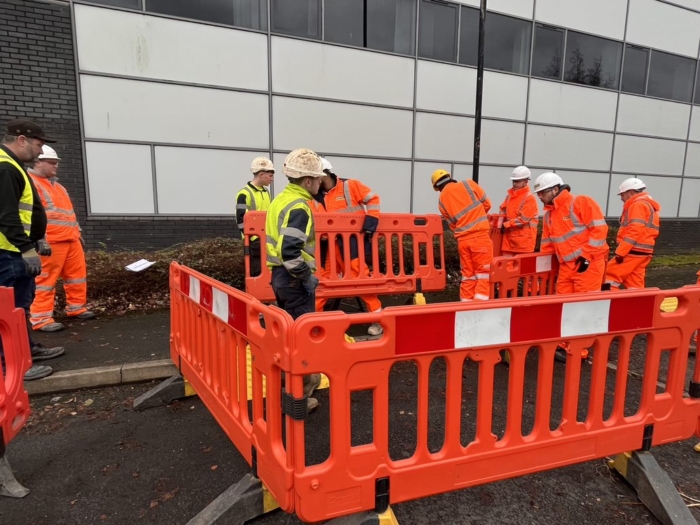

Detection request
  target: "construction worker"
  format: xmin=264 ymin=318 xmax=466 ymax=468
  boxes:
xmin=603 ymin=178 xmax=660 ymax=291
xmin=534 ymin=172 xmax=609 ymax=362
xmin=236 ymin=157 xmax=273 ymax=277
xmin=266 ymin=148 xmax=323 ymax=411
xmin=0 ymin=119 xmax=65 ymax=380
xmin=432 ymin=170 xmax=493 ymax=301
xmin=499 ymin=166 xmax=539 ymax=256
xmin=311 ymin=158 xmax=383 ymax=336
xmin=28 ymin=145 xmax=95 ymax=332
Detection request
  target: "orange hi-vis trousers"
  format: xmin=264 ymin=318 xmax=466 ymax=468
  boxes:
xmin=315 ymin=245 xmax=382 ymax=313
xmin=604 ymin=254 xmax=652 ymax=290
xmin=30 ymin=240 xmax=88 ymax=330
xmin=458 ymin=231 xmax=493 ymax=301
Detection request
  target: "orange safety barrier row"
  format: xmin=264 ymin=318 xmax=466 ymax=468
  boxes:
xmin=0 ymin=287 xmax=32 ymax=447
xmin=488 ymin=214 xmax=506 ymax=258
xmin=489 ymin=253 xmax=559 ymax=299
xmin=244 ymin=212 xmax=446 ymax=303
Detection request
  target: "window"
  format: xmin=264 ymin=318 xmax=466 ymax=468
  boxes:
xmin=647 ymin=50 xmax=696 ymax=103
xmin=418 ymin=0 xmax=458 ymax=62
xmin=532 ymin=24 xmax=564 ymax=80
xmin=233 ymin=0 xmax=268 ymax=30
xmin=564 ymin=31 xmax=622 ymax=89
xmin=621 ymin=44 xmax=649 ymax=95
xmin=324 ymin=0 xmax=416 ymax=55
xmin=146 ymin=0 xmax=235 ymax=25
xmin=88 ymin=0 xmax=142 ymax=7
xmin=271 ymin=0 xmax=321 ymax=39
xmin=695 ymin=67 xmax=700 ymax=104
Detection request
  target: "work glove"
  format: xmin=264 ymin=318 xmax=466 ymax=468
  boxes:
xmin=22 ymin=248 xmax=42 ymax=277
xmin=575 ymin=256 xmax=590 ymax=273
xmin=363 ymin=230 xmax=373 ymax=243
xmin=35 ymin=238 xmax=52 ymax=256
xmin=302 ymin=275 xmax=319 ymax=295
xmin=614 ymin=255 xmax=624 ymax=264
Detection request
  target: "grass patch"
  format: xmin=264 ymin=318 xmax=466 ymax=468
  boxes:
xmin=648 ymin=253 xmax=700 ymax=268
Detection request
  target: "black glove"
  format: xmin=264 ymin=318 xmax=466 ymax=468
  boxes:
xmin=22 ymin=248 xmax=42 ymax=277
xmin=363 ymin=229 xmax=373 ymax=243
xmin=35 ymin=238 xmax=52 ymax=256
xmin=575 ymin=256 xmax=590 ymax=273
xmin=614 ymin=255 xmax=624 ymax=264
xmin=302 ymin=275 xmax=319 ymax=295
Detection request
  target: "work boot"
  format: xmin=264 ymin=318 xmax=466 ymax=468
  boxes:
xmin=31 ymin=343 xmax=65 ymax=361
xmin=74 ymin=311 xmax=96 ymax=320
xmin=24 ymin=365 xmax=53 ymax=381
xmin=367 ymin=323 xmax=383 ymax=336
xmin=38 ymin=322 xmax=65 ymax=333
xmin=307 ymin=397 xmax=319 ymax=413
xmin=303 ymin=373 xmax=321 ymax=399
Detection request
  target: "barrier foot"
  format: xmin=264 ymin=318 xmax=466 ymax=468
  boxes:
xmin=609 ymin=451 xmax=697 ymax=525
xmin=133 ymin=374 xmax=195 ymax=410
xmin=186 ymin=472 xmax=278 ymax=525
xmin=325 ymin=506 xmax=399 ymax=525
xmin=0 ymin=453 xmax=30 ymax=499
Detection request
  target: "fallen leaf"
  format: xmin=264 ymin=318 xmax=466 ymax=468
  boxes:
xmin=149 ymin=501 xmax=159 ymax=509
xmin=84 ymin=399 xmax=94 ymax=406
xmin=132 ymin=471 xmax=139 ymax=478
xmin=202 ymin=446 xmax=213 ymax=453
xmin=70 ymin=412 xmax=77 ymax=416
xmin=210 ymin=465 xmax=218 ymax=471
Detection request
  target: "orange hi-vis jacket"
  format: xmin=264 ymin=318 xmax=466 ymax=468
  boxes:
xmin=615 ymin=192 xmax=660 ymax=257
xmin=438 ymin=179 xmax=491 ymax=238
xmin=29 ymin=173 xmax=80 ymax=242
xmin=312 ymin=178 xmax=380 ymax=218
xmin=499 ymin=186 xmax=538 ymax=253
xmin=540 ymin=189 xmax=608 ymax=266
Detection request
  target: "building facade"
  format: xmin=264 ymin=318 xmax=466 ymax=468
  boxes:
xmin=2 ymin=0 xmax=700 ymax=251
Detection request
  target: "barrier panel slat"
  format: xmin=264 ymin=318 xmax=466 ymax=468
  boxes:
xmin=490 ymin=253 xmax=559 ymax=299
xmin=488 ymin=214 xmax=505 ymax=259
xmin=0 ymin=287 xmax=31 ymax=446
xmin=288 ymin=287 xmax=700 ymax=523
xmin=244 ymin=212 xmax=445 ymax=303
xmin=169 ymin=263 xmax=296 ymax=512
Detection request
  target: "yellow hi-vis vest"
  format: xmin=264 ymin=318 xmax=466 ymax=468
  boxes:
xmin=0 ymin=152 xmax=33 ymax=252
xmin=236 ymin=183 xmax=271 ymax=241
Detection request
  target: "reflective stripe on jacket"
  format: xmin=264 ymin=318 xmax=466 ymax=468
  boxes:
xmin=438 ymin=179 xmax=491 ymax=238
xmin=236 ymin=182 xmax=270 ymax=240
xmin=0 ymin=152 xmax=33 ymax=252
xmin=29 ymin=173 xmax=80 ymax=242
xmin=615 ymin=192 xmax=660 ymax=257
xmin=499 ymin=186 xmax=538 ymax=253
xmin=540 ymin=190 xmax=608 ymax=266
xmin=265 ymin=183 xmax=316 ymax=278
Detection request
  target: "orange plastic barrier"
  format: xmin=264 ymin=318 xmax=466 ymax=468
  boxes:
xmin=488 ymin=214 xmax=505 ymax=258
xmin=489 ymin=253 xmax=559 ymax=299
xmin=244 ymin=212 xmax=446 ymax=303
xmin=0 ymin=287 xmax=31 ymax=447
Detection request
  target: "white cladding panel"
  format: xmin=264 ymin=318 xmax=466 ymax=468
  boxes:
xmin=75 ymin=4 xmax=268 ymax=90
xmin=272 ymin=37 xmax=414 ymax=107
xmin=80 ymin=75 xmax=269 ymax=148
xmin=535 ymin=0 xmax=627 ymax=40
xmin=557 ymin=171 xmax=611 ymax=215
xmin=627 ymin=0 xmax=700 ymax=57
xmin=634 ymin=176 xmax=681 ymax=218
xmin=525 ymin=126 xmax=614 ymax=171
xmin=691 ymin=107 xmax=700 ymax=142
xmin=86 ymin=142 xmax=154 ymax=214
xmin=613 ymin=135 xmax=686 ymax=176
xmin=678 ymin=178 xmax=700 ymax=217
xmin=412 ymin=162 xmax=445 ymax=215
xmin=453 ymin=0 xmax=534 ymax=19
xmin=616 ymin=95 xmax=691 ymax=140
xmin=685 ymin=143 xmax=700 ymax=177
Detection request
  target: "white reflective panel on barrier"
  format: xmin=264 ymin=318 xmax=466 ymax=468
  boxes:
xmin=80 ymin=75 xmax=269 ymax=148
xmin=412 ymin=162 xmax=446 ymax=215
xmin=690 ymin=107 xmax=700 ymax=142
xmin=453 ymin=0 xmax=534 ymax=19
xmin=678 ymin=178 xmax=700 ymax=217
xmin=155 ymin=147 xmax=268 ymax=214
xmin=75 ymin=4 xmax=268 ymax=91
xmin=321 ymin=157 xmax=412 ymax=213
xmin=481 ymin=120 xmax=525 ymax=165
xmin=535 ymin=0 xmax=627 ymax=41
xmin=273 ymin=97 xmax=412 ymax=158
xmin=271 ymin=37 xmax=414 ymax=108
xmin=528 ymin=80 xmax=618 ymax=131
xmin=525 ymin=125 xmax=613 ymax=171
xmin=613 ymin=135 xmax=686 ymax=176
xmin=557 ymin=170 xmax=611 ymax=216
xmin=627 ymin=0 xmax=700 ymax=58
xmin=86 ymin=142 xmax=154 ymax=214
xmin=685 ymin=143 xmax=700 ymax=177
xmin=616 ymin=95 xmax=691 ymax=140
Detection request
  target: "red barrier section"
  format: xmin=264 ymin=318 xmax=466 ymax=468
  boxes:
xmin=489 ymin=253 xmax=559 ymax=299
xmin=0 ymin=287 xmax=31 ymax=446
xmin=488 ymin=214 xmax=505 ymax=258
xmin=244 ymin=212 xmax=445 ymax=303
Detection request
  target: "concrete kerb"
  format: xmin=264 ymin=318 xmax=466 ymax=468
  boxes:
xmin=24 ymin=359 xmax=178 ymax=396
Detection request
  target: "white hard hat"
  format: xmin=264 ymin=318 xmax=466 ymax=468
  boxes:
xmin=283 ymin=148 xmax=325 ymax=179
xmin=320 ymin=157 xmax=333 ymax=172
xmin=533 ymin=172 xmax=563 ymax=193
xmin=618 ymin=177 xmax=646 ymax=194
xmin=250 ymin=157 xmax=274 ymax=174
xmin=38 ymin=145 xmax=60 ymax=161
xmin=510 ymin=166 xmax=531 ymax=180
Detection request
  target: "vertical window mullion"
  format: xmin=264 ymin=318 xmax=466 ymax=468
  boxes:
xmin=645 ymin=48 xmax=652 ymax=96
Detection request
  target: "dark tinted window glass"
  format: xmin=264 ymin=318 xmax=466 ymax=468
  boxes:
xmin=564 ymin=31 xmax=622 ymax=89
xmin=621 ymin=45 xmax=649 ymax=95
xmin=648 ymin=50 xmax=696 ymax=103
xmin=233 ymin=0 xmax=267 ymax=30
xmin=88 ymin=0 xmax=142 ymax=8
xmin=695 ymin=67 xmax=700 ymax=104
xmin=271 ymin=0 xmax=321 ymax=39
xmin=146 ymin=0 xmax=234 ymax=25
xmin=459 ymin=6 xmax=478 ymax=66
xmin=325 ymin=0 xmax=416 ymax=54
xmin=532 ymin=24 xmax=564 ymax=80
xmin=418 ymin=0 xmax=458 ymax=62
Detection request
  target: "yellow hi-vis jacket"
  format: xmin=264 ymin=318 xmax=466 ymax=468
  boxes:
xmin=236 ymin=182 xmax=271 ymax=240
xmin=0 ymin=151 xmax=33 ymax=252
